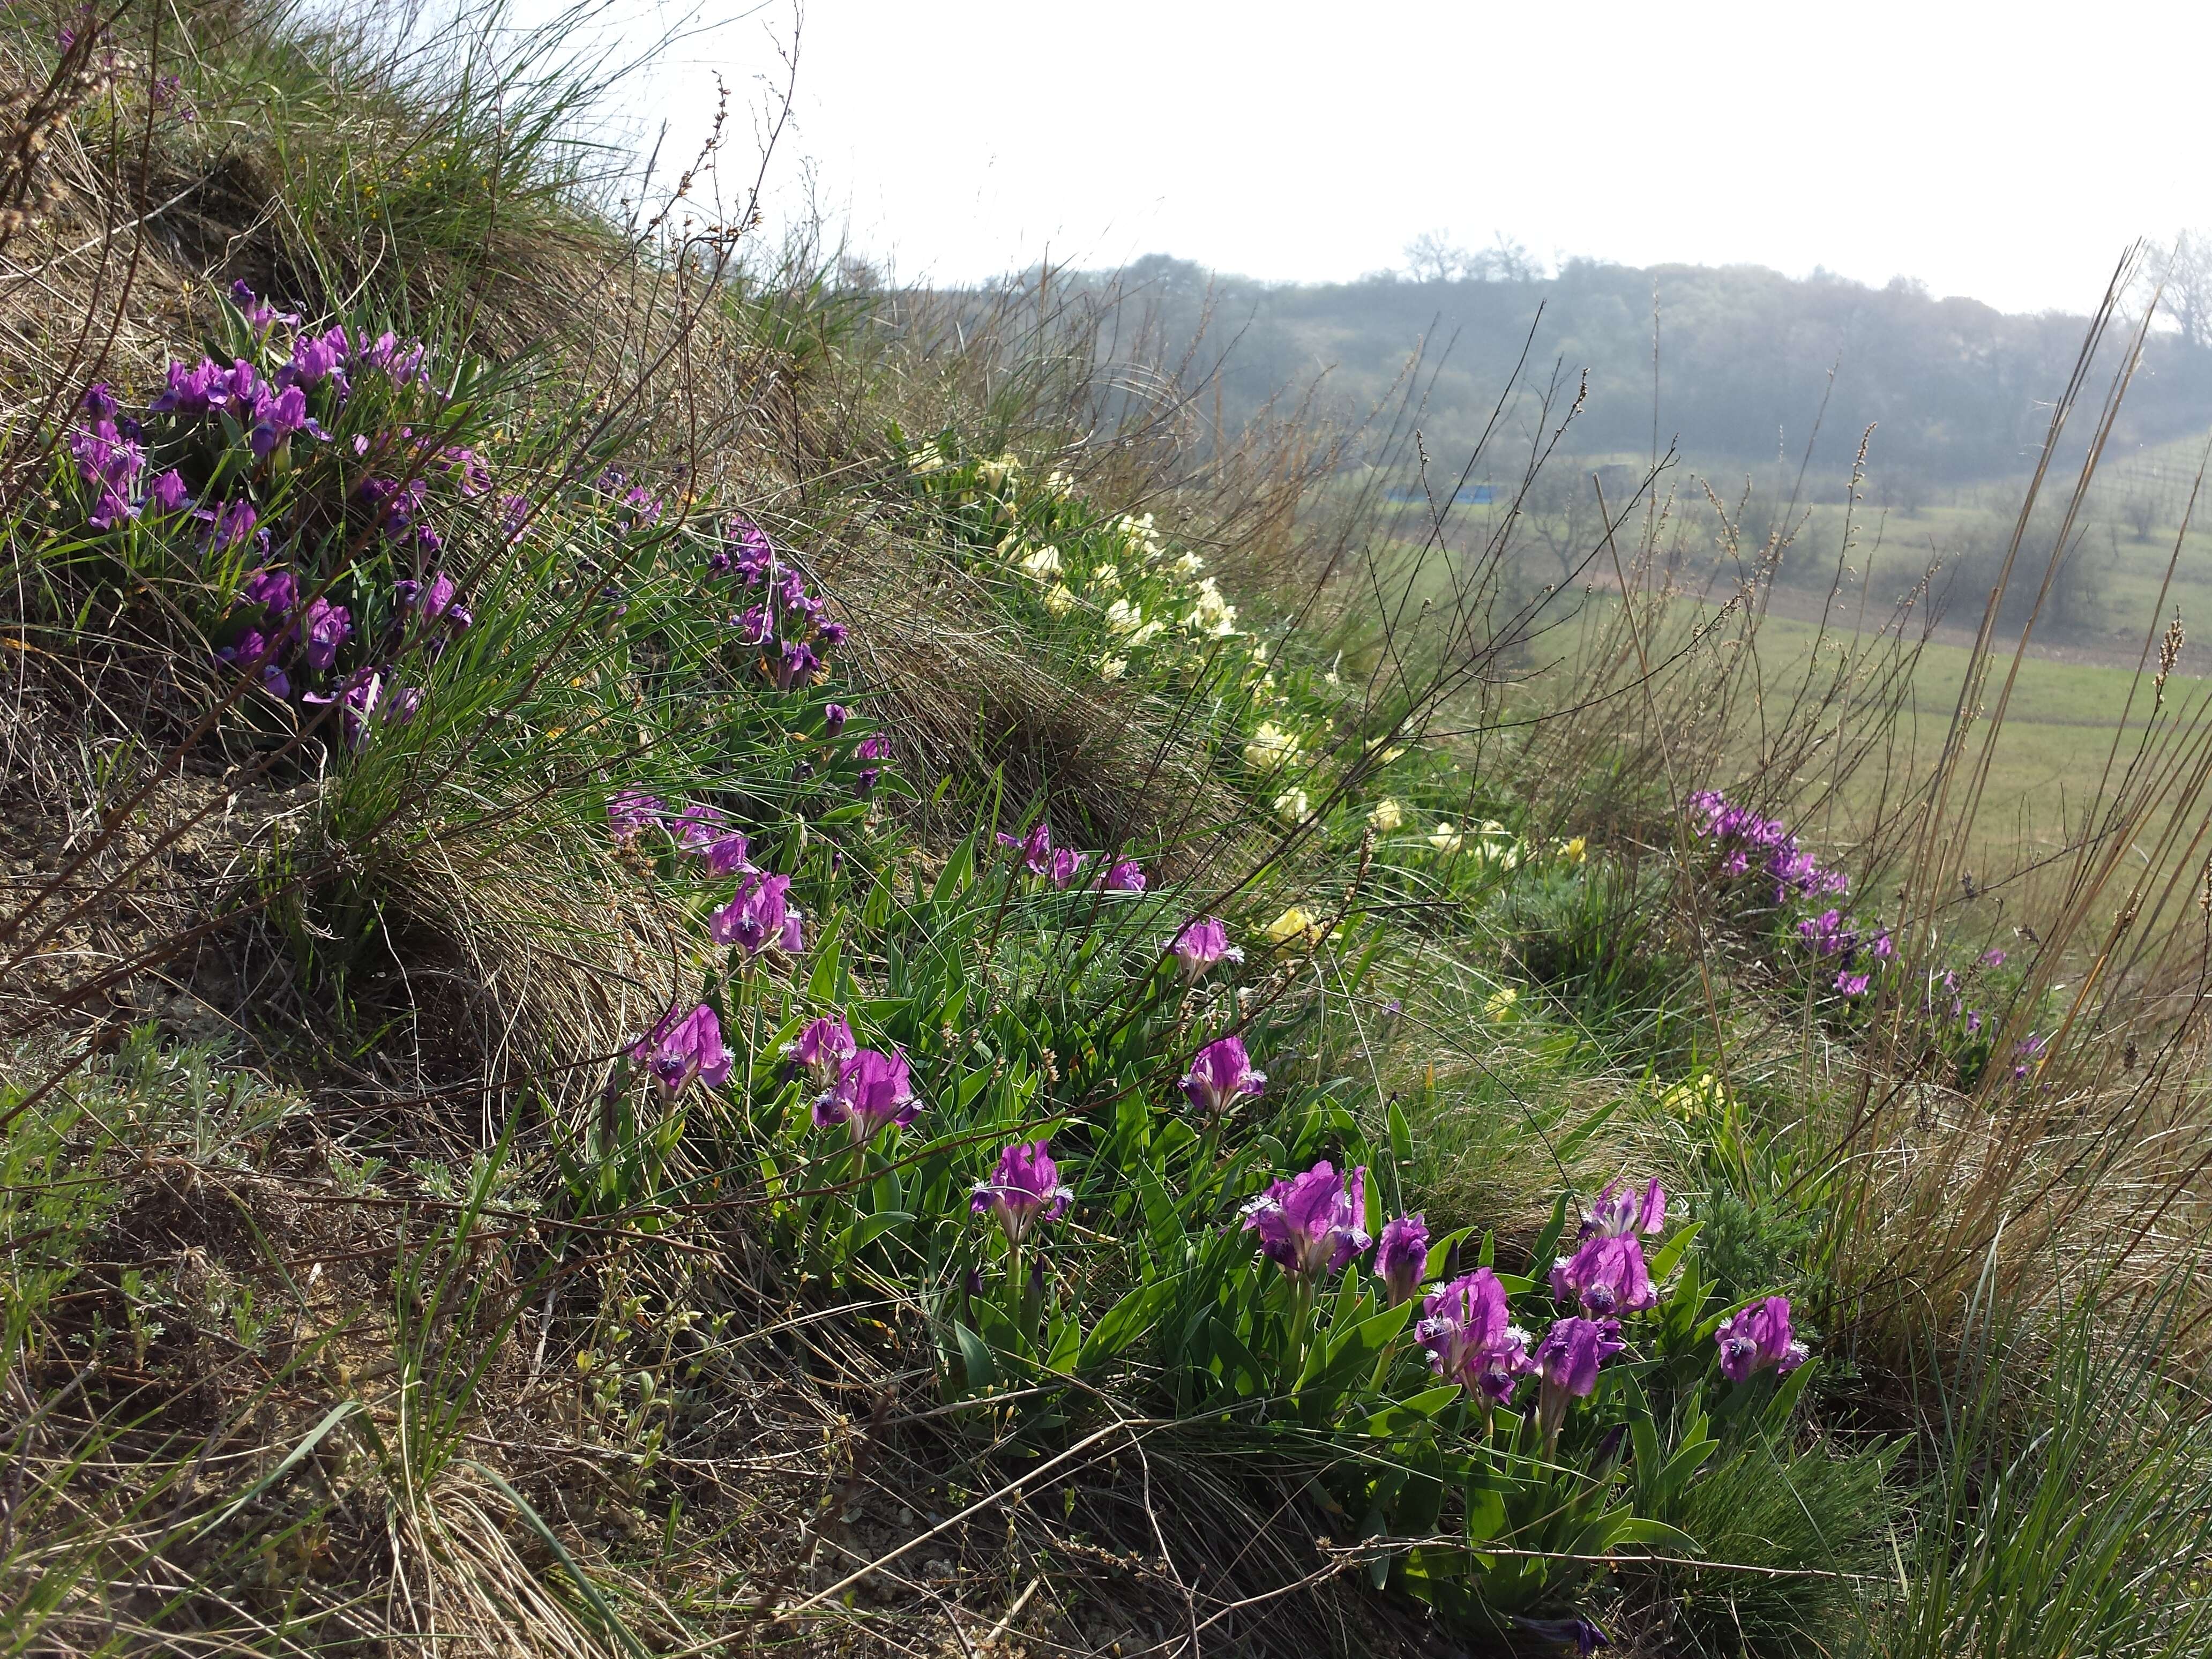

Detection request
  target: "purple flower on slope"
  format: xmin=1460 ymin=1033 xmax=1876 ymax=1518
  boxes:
xmin=782 ymin=1015 xmax=856 ymax=1085
xmin=1510 ymin=1615 xmax=1610 ymax=1655
xmin=709 ymin=872 xmax=803 ymax=956
xmin=607 ymin=790 xmax=666 ymax=845
xmin=1179 ymin=1035 xmax=1266 ymax=1120
xmin=1240 ymin=1160 xmax=1370 ymax=1280
xmin=626 ymin=1003 xmax=731 ymax=1103
xmin=148 ymin=469 xmax=190 ymax=514
xmin=1097 ymin=858 xmax=1146 ymax=892
xmin=1585 ymin=1178 xmax=1665 ymax=1239
xmin=241 ymin=566 xmax=297 ymax=619
xmin=997 ymin=821 xmax=1054 ymax=878
xmin=1415 ymin=1268 xmax=1535 ymax=1404
xmin=1550 ymin=1234 xmax=1656 ymax=1318
xmin=1047 ymin=846 xmax=1089 ymax=888
xmin=302 ymin=667 xmax=382 ymax=749
xmin=971 ymin=1139 xmax=1073 ymax=1245
xmin=1715 ymin=1295 xmax=1809 ymax=1382
xmin=1375 ymin=1213 xmax=1431 ymax=1306
xmin=1171 ymin=917 xmax=1243 ymax=980
xmin=301 ymin=597 xmax=350 ymax=670
xmin=229 ymin=280 xmax=298 ymax=335
xmin=812 ymin=1047 xmax=918 ymax=1142
xmin=215 ymin=630 xmax=289 ymax=698
xmin=1534 ymin=1316 xmax=1625 ymax=1445
xmin=248 ymin=384 xmax=328 ymax=459
xmin=822 ymin=703 xmax=850 ymax=737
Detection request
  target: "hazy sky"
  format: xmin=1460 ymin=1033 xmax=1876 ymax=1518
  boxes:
xmin=574 ymin=0 xmax=2212 ymax=315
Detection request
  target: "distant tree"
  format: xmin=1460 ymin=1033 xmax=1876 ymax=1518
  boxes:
xmin=2140 ymin=232 xmax=2212 ymax=348
xmin=1467 ymin=232 xmax=1542 ymax=283
xmin=1403 ymin=229 xmax=1474 ymax=283
xmin=2121 ymin=485 xmax=2159 ymax=540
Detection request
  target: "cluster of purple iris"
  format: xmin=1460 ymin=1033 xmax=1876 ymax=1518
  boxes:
xmin=1795 ymin=907 xmax=1895 ymax=999
xmin=995 ymin=819 xmax=1146 ymax=892
xmin=1686 ymin=789 xmax=1850 ymax=906
xmin=712 ymin=513 xmax=848 ymax=692
xmin=604 ymin=791 xmax=806 ymax=958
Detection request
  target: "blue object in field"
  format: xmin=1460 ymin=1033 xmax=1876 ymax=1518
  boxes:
xmin=1384 ymin=483 xmax=1495 ymax=504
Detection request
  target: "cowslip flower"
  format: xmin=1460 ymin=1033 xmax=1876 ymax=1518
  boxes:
xmin=1714 ymin=1295 xmax=1809 ymax=1382
xmin=1097 ymin=859 xmax=1146 ymax=892
xmin=627 ymin=1003 xmax=732 ymax=1103
xmin=1171 ymin=917 xmax=1243 ymax=979
xmin=1550 ymin=1233 xmax=1657 ymax=1318
xmin=1376 ymin=1214 xmax=1430 ymax=1306
xmin=709 ymin=872 xmax=804 ymax=956
xmin=970 ymin=1140 xmax=1073 ymax=1246
xmin=812 ymin=1047 xmax=918 ymax=1142
xmin=1416 ymin=1269 xmax=1536 ymax=1404
xmin=1243 ymin=722 xmax=1300 ymax=773
xmin=1179 ymin=1035 xmax=1266 ymax=1120
xmin=1585 ymin=1178 xmax=1665 ymax=1239
xmin=1242 ymin=1161 xmax=1370 ymax=1280
xmin=1262 ymin=906 xmax=1326 ymax=950
xmin=1534 ymin=1316 xmax=1625 ymax=1445
xmin=783 ymin=1015 xmax=856 ymax=1085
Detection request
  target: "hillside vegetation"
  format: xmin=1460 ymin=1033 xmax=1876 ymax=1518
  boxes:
xmin=5 ymin=6 xmax=2212 ymax=1659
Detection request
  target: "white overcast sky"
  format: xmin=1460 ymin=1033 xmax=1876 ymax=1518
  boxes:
xmin=542 ymin=0 xmax=2212 ymax=315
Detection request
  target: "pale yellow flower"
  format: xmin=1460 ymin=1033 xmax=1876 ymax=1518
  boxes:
xmin=1559 ymin=835 xmax=1588 ymax=865
xmin=908 ymin=440 xmax=949 ymax=476
xmin=1264 ymin=905 xmax=1327 ymax=949
xmin=1103 ymin=597 xmax=1144 ymax=634
xmin=1044 ymin=468 xmax=1075 ymax=498
xmin=975 ymin=452 xmax=1022 ymax=488
xmin=1274 ymin=787 xmax=1311 ymax=826
xmin=1020 ymin=543 xmax=1063 ymax=579
xmin=1098 ymin=655 xmax=1127 ymax=681
xmin=1243 ymin=722 xmax=1301 ymax=773
xmin=1090 ymin=563 xmax=1122 ymax=593
xmin=1185 ymin=577 xmax=1237 ymax=636
xmin=1174 ymin=550 xmax=1207 ymax=577
xmin=1429 ymin=822 xmax=1464 ymax=855
xmin=1042 ymin=583 xmax=1075 ymax=615
xmin=1126 ymin=619 xmax=1167 ymax=648
xmin=1483 ymin=985 xmax=1520 ymax=1022
xmin=1369 ymin=797 xmax=1403 ymax=832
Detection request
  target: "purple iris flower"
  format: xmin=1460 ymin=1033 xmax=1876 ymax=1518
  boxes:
xmin=150 ymin=356 xmax=225 ymax=414
xmin=69 ymin=417 xmax=144 ymax=529
xmin=1585 ymin=1178 xmax=1665 ymax=1239
xmin=970 ymin=1139 xmax=1073 ymax=1246
xmin=439 ymin=446 xmax=491 ymax=497
xmin=626 ymin=1003 xmax=732 ymax=1103
xmin=229 ymin=280 xmax=298 ymax=335
xmin=997 ymin=822 xmax=1055 ymax=877
xmin=782 ymin=1015 xmax=857 ymax=1085
xmin=817 ymin=619 xmax=848 ymax=647
xmin=812 ymin=1047 xmax=918 ymax=1142
xmin=607 ymin=790 xmax=665 ymax=845
xmin=1714 ymin=1295 xmax=1809 ymax=1382
xmin=1980 ymin=948 xmax=2007 ymax=968
xmin=215 ymin=630 xmax=289 ymax=698
xmin=2013 ymin=1033 xmax=2046 ymax=1079
xmin=1097 ymin=859 xmax=1146 ymax=892
xmin=726 ymin=514 xmax=773 ymax=579
xmin=733 ymin=605 xmax=772 ymax=645
xmin=1047 ymin=847 xmax=1089 ymax=888
xmin=303 ymin=667 xmax=382 ymax=749
xmin=771 ymin=639 xmax=820 ymax=691
xmin=855 ymin=734 xmax=891 ymax=763
xmin=282 ymin=325 xmax=347 ymax=386
xmin=1179 ymin=1035 xmax=1266 ymax=1119
xmin=1416 ymin=1268 xmax=1536 ymax=1404
xmin=1835 ymin=971 xmax=1871 ymax=997
xmin=1171 ymin=917 xmax=1243 ymax=980
xmin=148 ymin=468 xmax=190 ymax=514
xmin=1550 ymin=1234 xmax=1656 ymax=1318
xmin=822 ymin=703 xmax=850 ymax=736
xmin=80 ymin=383 xmax=118 ymax=423
xmin=301 ymin=597 xmax=350 ymax=670
xmin=1534 ymin=1316 xmax=1625 ymax=1445
xmin=385 ymin=686 xmax=424 ymax=726
xmin=709 ymin=871 xmax=803 ymax=956
xmin=248 ymin=384 xmax=327 ymax=459
xmin=1510 ymin=1615 xmax=1610 ymax=1655
xmin=200 ymin=498 xmax=259 ymax=552
xmin=1240 ymin=1160 xmax=1370 ymax=1280
xmin=241 ymin=566 xmax=297 ymax=618
xmin=1376 ymin=1213 xmax=1431 ymax=1306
